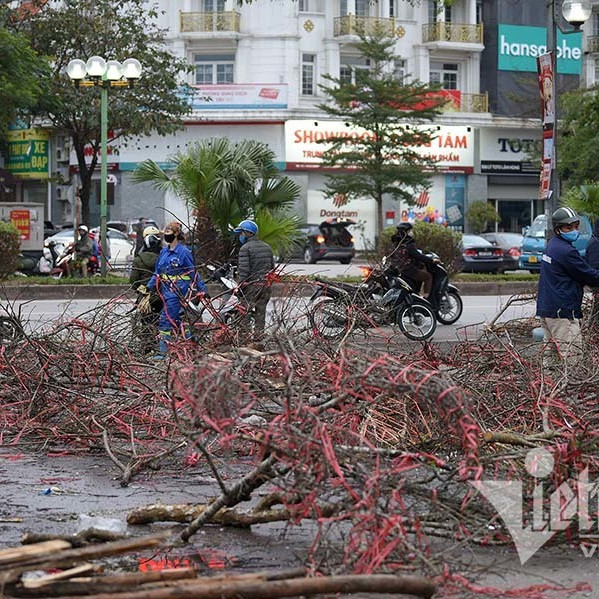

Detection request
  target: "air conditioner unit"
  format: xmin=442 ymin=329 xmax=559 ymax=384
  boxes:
xmin=56 ymin=185 xmax=72 ymax=201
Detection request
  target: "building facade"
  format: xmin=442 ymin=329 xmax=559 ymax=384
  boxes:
xmin=4 ymin=0 xmax=598 ymax=245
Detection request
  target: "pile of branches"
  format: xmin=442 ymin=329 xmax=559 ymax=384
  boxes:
xmin=2 ymin=292 xmax=599 ymax=595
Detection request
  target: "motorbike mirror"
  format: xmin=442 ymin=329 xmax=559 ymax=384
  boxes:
xmin=207 ymin=264 xmax=216 ymax=272
xmin=221 ymin=277 xmax=236 ymax=290
xmin=382 ymin=256 xmax=387 ymax=265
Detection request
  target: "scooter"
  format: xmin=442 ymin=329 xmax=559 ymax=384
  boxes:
xmin=48 ymin=243 xmax=99 ymax=278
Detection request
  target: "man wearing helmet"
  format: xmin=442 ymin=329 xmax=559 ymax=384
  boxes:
xmin=234 ymin=219 xmax=275 ymax=341
xmin=130 ymin=226 xmax=163 ymax=353
xmin=389 ymin=222 xmax=439 ymax=300
xmin=74 ymin=225 xmax=94 ymax=277
xmin=537 ymin=207 xmax=599 ymax=366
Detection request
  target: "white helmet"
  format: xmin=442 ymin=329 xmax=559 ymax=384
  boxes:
xmin=143 ymin=225 xmax=161 ymax=249
xmin=78 ymin=224 xmax=89 ymax=233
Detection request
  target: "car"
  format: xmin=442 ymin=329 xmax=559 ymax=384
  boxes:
xmin=281 ymin=219 xmax=356 ymax=264
xmin=45 ymin=227 xmax=134 ymax=268
xmin=44 ymin=221 xmax=58 ymax=239
xmin=460 ymin=234 xmax=504 ymax=273
xmin=480 ymin=232 xmax=524 ymax=272
xmin=107 ymin=219 xmax=160 ymax=243
xmin=519 ymin=214 xmax=593 ymax=272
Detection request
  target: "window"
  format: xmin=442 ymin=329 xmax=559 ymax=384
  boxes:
xmin=340 ymin=55 xmax=370 ymax=85
xmin=299 ymin=0 xmax=308 ymax=11
xmin=389 ymin=0 xmax=395 ymax=18
xmin=393 ymin=58 xmax=406 ymax=84
xmin=476 ymin=0 xmax=483 ymax=24
xmin=428 ymin=0 xmax=437 ymax=23
xmin=593 ymin=11 xmax=599 ymax=36
xmin=203 ymin=0 xmax=225 ymax=11
xmin=340 ymin=0 xmax=347 ymax=16
xmin=356 ymin=0 xmax=367 ymax=16
xmin=595 ymin=57 xmax=599 ymax=84
xmin=302 ymin=53 xmax=316 ymax=95
xmin=444 ymin=4 xmax=452 ymax=22
xmin=429 ymin=61 xmax=458 ymax=89
xmin=194 ymin=54 xmax=235 ymax=84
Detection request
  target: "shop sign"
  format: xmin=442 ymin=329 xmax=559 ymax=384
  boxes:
xmin=6 ymin=129 xmax=50 ymax=179
xmin=187 ymin=84 xmax=288 ymax=110
xmin=10 ymin=209 xmax=31 ymax=240
xmin=285 ymin=120 xmax=473 ymax=172
xmin=480 ymin=128 xmax=542 ymax=174
xmin=498 ymin=24 xmax=582 ymax=74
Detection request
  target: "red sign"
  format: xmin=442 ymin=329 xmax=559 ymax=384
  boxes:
xmin=416 ymin=190 xmax=431 ymax=208
xmin=10 ymin=209 xmax=31 ymax=241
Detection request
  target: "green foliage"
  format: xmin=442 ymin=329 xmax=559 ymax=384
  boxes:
xmin=562 ymin=183 xmax=599 ymax=221
xmin=466 ymin=200 xmax=500 ymax=234
xmin=559 ymin=89 xmax=599 ymax=186
xmin=4 ymin=0 xmax=192 ymax=224
xmin=0 ymin=222 xmax=20 ymax=280
xmin=378 ymin=221 xmax=463 ymax=275
xmin=317 ymin=23 xmax=445 ymax=235
xmin=0 ymin=27 xmax=50 ymax=143
xmin=133 ymin=138 xmax=301 ymax=262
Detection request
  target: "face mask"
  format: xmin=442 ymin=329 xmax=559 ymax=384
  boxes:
xmin=164 ymin=233 xmax=175 ymax=243
xmin=560 ymin=230 xmax=579 ymax=243
xmin=239 ymin=234 xmax=247 ymax=245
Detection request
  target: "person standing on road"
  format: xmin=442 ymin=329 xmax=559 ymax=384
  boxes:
xmin=73 ymin=225 xmax=94 ymax=278
xmin=585 ymin=218 xmax=599 ymax=327
xmin=537 ymin=207 xmax=599 ymax=367
xmin=133 ymin=217 xmax=149 ymax=256
xmin=130 ymin=226 xmax=163 ymax=353
xmin=147 ymin=221 xmax=206 ymax=356
xmin=234 ymin=219 xmax=275 ymax=343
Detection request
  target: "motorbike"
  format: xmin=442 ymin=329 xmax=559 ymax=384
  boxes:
xmin=44 ymin=241 xmax=99 ymax=278
xmin=308 ymin=267 xmax=437 ymax=342
xmin=362 ymin=255 xmax=463 ymax=326
xmin=0 ymin=307 xmax=24 ymax=345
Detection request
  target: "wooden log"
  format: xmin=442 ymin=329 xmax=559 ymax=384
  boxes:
xmin=0 ymin=532 xmax=172 ymax=586
xmin=22 ymin=529 xmax=126 ymax=547
xmin=21 ymin=564 xmax=98 ymax=589
xmin=46 ymin=574 xmax=437 ymax=599
xmin=0 ymin=541 xmax=72 ymax=566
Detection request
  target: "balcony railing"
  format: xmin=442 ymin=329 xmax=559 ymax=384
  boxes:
xmin=180 ymin=11 xmax=241 ymax=33
xmin=422 ymin=22 xmax=483 ymax=44
xmin=334 ymin=15 xmax=397 ymax=37
xmin=444 ymin=92 xmax=489 ymax=113
xmin=588 ymin=35 xmax=599 ymax=53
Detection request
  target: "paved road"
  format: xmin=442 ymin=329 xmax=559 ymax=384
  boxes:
xmin=11 ymin=294 xmax=537 ymax=344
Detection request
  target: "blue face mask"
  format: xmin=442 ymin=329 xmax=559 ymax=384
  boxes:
xmin=239 ymin=234 xmax=247 ymax=245
xmin=560 ymin=230 xmax=580 ymax=243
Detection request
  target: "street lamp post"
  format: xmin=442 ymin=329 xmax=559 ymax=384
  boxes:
xmin=66 ymin=56 xmax=142 ymax=276
xmin=545 ymin=0 xmax=591 ymax=234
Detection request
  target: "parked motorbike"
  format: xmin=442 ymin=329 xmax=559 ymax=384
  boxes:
xmin=362 ymin=255 xmax=463 ymax=325
xmin=308 ymin=267 xmax=437 ymax=342
xmin=0 ymin=307 xmax=24 ymax=345
xmin=45 ymin=241 xmax=99 ymax=278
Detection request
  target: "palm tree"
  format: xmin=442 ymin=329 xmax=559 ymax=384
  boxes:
xmin=132 ymin=138 xmax=301 ymax=262
xmin=563 ymin=183 xmax=599 ymax=222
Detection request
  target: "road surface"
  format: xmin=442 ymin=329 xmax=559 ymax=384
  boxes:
xmin=11 ymin=294 xmax=537 ymax=344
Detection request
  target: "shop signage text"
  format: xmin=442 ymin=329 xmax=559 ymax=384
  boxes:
xmin=285 ymin=120 xmax=473 ymax=172
xmin=6 ymin=129 xmax=50 ymax=179
xmin=498 ymin=25 xmax=582 ymax=74
xmin=188 ymin=84 xmax=288 ymax=110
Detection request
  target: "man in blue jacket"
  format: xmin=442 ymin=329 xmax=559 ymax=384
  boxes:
xmin=537 ymin=207 xmax=599 ymax=367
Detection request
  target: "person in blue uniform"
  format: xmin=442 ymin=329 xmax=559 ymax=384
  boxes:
xmin=146 ymin=221 xmax=206 ymax=356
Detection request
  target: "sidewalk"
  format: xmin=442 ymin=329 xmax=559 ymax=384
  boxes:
xmin=1 ymin=280 xmax=538 ymax=300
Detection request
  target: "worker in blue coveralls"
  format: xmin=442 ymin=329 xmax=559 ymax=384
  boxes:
xmin=145 ymin=221 xmax=206 ymax=356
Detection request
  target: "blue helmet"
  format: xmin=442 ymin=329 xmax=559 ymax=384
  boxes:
xmin=234 ymin=219 xmax=258 ymax=235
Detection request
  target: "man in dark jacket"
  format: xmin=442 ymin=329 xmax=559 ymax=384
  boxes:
xmin=74 ymin=225 xmax=94 ymax=277
xmin=389 ymin=222 xmax=439 ymax=299
xmin=129 ymin=226 xmax=162 ymax=353
xmin=537 ymin=207 xmax=599 ymax=367
xmin=585 ymin=218 xmax=599 ymax=327
xmin=234 ymin=219 xmax=275 ymax=341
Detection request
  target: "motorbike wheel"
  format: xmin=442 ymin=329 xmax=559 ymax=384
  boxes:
xmin=0 ymin=316 xmax=24 ymax=344
xmin=308 ymin=297 xmax=351 ymax=340
xmin=436 ymin=291 xmax=463 ymax=325
xmin=396 ymin=300 xmax=437 ymax=341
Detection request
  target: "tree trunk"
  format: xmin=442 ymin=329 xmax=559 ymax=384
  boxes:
xmin=73 ymin=136 xmax=98 ymax=227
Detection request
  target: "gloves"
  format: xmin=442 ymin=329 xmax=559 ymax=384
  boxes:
xmin=138 ymin=295 xmax=152 ymax=314
xmin=137 ymin=284 xmax=149 ymax=295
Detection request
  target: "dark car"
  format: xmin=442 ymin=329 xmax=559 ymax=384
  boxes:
xmin=283 ymin=219 xmax=356 ymax=264
xmin=44 ymin=220 xmax=58 ymax=239
xmin=460 ymin=234 xmax=504 ymax=273
xmin=480 ymin=232 xmax=524 ymax=272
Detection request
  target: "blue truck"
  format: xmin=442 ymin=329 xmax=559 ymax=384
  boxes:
xmin=519 ymin=213 xmax=593 ymax=272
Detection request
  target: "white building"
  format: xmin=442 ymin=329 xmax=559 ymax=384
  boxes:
xmin=47 ymin=0 xmax=597 ymax=243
